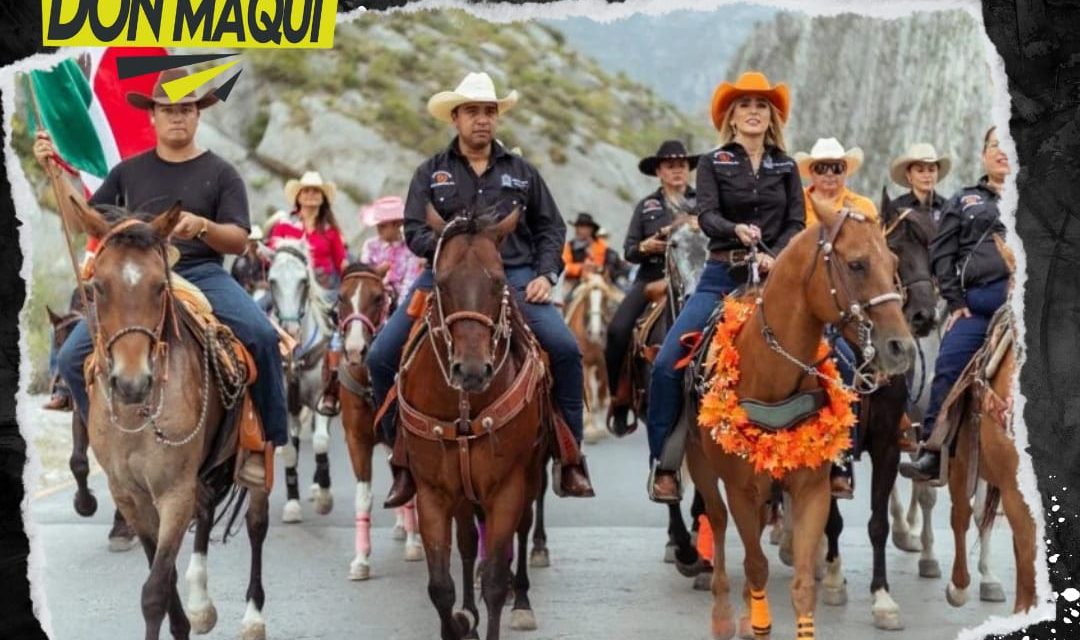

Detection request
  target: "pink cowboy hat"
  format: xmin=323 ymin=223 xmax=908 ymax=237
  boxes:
xmin=362 ymin=196 xmax=406 ymax=226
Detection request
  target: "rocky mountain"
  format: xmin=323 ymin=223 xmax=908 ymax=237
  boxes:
xmin=726 ymin=9 xmax=995 ymax=200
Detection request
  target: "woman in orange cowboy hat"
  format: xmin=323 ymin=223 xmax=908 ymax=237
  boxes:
xmin=646 ymin=71 xmax=806 ymax=503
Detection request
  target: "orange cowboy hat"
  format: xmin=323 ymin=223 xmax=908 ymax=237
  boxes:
xmin=710 ymin=71 xmax=790 ymax=130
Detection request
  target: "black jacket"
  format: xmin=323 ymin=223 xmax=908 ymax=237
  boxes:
xmin=695 ymin=142 xmax=805 ymax=254
xmin=929 ymin=177 xmax=1010 ymax=312
xmin=890 ymin=191 xmax=947 ymax=228
xmin=624 ymin=186 xmax=697 ymax=282
xmin=404 ymin=138 xmax=565 ymax=278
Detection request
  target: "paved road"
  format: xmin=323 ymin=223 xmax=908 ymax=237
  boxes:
xmin=29 ymin=408 xmax=1019 ymax=639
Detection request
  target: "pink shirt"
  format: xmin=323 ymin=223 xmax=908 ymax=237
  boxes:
xmin=267 ymin=215 xmax=348 ymax=284
xmin=361 ymin=237 xmax=424 ymax=298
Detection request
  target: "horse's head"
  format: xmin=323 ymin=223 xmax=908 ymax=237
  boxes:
xmin=70 ymin=198 xmax=182 ymax=405
xmin=337 ymin=263 xmax=391 ymax=366
xmin=268 ymin=239 xmax=313 ymax=338
xmin=879 ymin=187 xmax=938 ymax=337
xmin=583 ymin=273 xmax=608 ymax=344
xmin=426 ymin=203 xmax=520 ymax=393
xmin=803 ymin=194 xmax=916 ymax=379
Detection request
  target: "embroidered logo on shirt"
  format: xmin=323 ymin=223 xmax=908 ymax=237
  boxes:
xmin=501 ymin=174 xmax=529 ymax=190
xmin=713 ymin=150 xmax=738 ymax=165
xmin=960 ymin=194 xmax=983 ymax=210
xmin=642 ymin=198 xmax=663 ymax=211
xmin=431 ymin=170 xmax=455 ymax=188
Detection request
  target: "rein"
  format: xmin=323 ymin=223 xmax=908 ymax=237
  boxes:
xmin=338 ymin=271 xmax=391 ymax=337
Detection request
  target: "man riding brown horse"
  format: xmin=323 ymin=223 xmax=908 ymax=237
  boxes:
xmin=367 ymin=71 xmax=594 ymax=507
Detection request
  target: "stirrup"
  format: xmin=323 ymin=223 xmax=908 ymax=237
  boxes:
xmin=551 ymin=456 xmax=594 ymax=498
xmin=647 ymin=459 xmax=683 ymax=504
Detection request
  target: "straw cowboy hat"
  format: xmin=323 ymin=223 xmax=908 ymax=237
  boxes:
xmin=126 ymin=68 xmax=220 ymax=110
xmin=710 ymin=71 xmax=790 ymax=130
xmin=890 ymin=143 xmax=952 ymax=188
xmin=361 ymin=196 xmax=406 ymax=227
xmin=638 ymin=140 xmax=700 ymax=176
xmin=795 ymin=138 xmax=865 ymax=178
xmin=428 ymin=72 xmax=519 ymax=124
xmin=284 ymin=171 xmax=336 ymax=206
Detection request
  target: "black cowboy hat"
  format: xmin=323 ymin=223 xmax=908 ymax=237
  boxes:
xmin=126 ymin=68 xmax=220 ymax=111
xmin=570 ymin=212 xmax=600 ymax=230
xmin=638 ymin=140 xmax=700 ymax=176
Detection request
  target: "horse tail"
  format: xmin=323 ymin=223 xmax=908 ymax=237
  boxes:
xmin=977 ymin=483 xmax=1001 ymax=539
xmin=217 ymin=485 xmax=250 ymax=544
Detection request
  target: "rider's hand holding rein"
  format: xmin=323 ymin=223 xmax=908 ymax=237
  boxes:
xmin=944 ymin=306 xmax=971 ymax=332
xmin=525 ymin=276 xmax=553 ymax=304
xmin=639 ymin=236 xmax=667 ymax=255
xmin=170 ymin=211 xmax=247 ymax=255
xmin=734 ymin=222 xmax=761 ymax=246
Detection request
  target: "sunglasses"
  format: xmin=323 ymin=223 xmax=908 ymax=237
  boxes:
xmin=812 ymin=162 xmax=847 ymax=176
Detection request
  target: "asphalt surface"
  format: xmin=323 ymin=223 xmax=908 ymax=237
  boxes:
xmin=28 ymin=406 xmax=1021 ymax=639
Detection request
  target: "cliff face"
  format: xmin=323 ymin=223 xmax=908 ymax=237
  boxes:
xmin=726 ymin=9 xmax=994 ymax=200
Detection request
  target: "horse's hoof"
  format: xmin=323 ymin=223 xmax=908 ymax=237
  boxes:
xmin=919 ymin=559 xmax=941 ymax=579
xmin=108 ymin=535 xmax=137 ymax=553
xmin=664 ymin=542 xmax=676 ymax=564
xmin=872 ymin=609 xmax=904 ymax=631
xmin=349 ymin=560 xmax=371 ymax=581
xmin=711 ymin=616 xmax=736 ymax=640
xmin=282 ymin=500 xmax=302 ymax=523
xmin=404 ymin=543 xmax=424 ymax=562
xmin=529 ymin=548 xmax=550 ymax=568
xmin=892 ymin=530 xmax=922 ymax=553
xmin=453 ymin=610 xmax=477 ymax=636
xmin=392 ymin=524 xmax=407 ymax=541
xmin=510 ymin=608 xmax=538 ymax=631
xmin=737 ymin=615 xmax=765 ymax=639
xmin=73 ymin=491 xmax=98 ymax=517
xmin=824 ymin=584 xmax=848 ymax=606
xmin=583 ymin=426 xmax=602 ymax=445
xmin=779 ymin=544 xmax=793 ymax=567
xmin=980 ymin=581 xmax=1006 ymax=603
xmin=945 ymin=582 xmax=968 ymax=607
xmin=693 ymin=573 xmax=711 ymax=591
xmin=187 ymin=603 xmax=218 ymax=634
xmin=314 ymin=490 xmax=334 ymax=516
xmin=240 ymin=621 xmax=266 ymax=640
xmin=768 ymin=524 xmax=781 ymax=546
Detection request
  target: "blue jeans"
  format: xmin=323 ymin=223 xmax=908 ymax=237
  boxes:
xmin=921 ymin=278 xmax=1009 ymax=442
xmin=58 ymin=262 xmax=289 ymax=446
xmin=368 ymin=266 xmax=585 ymax=442
xmin=645 ymin=260 xmax=737 ymax=462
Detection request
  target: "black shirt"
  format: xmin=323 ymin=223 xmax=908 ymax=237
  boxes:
xmin=929 ymin=177 xmax=1010 ymax=311
xmin=891 ymin=191 xmax=947 ymax=228
xmin=695 ymin=142 xmax=805 ymax=254
xmin=403 ymin=138 xmax=565 ymax=277
xmin=89 ymin=149 xmax=250 ymax=268
xmin=625 ymin=186 xmax=697 ymax=283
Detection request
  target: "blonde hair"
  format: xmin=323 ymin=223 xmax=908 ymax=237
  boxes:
xmin=717 ymin=99 xmax=787 ymax=152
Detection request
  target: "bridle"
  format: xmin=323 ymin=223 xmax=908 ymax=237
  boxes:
xmin=425 ymin=217 xmax=514 ymax=391
xmin=338 ymin=271 xmax=392 ymax=338
xmin=757 ymin=209 xmax=903 ymax=395
xmin=882 ymin=207 xmax=938 ymax=305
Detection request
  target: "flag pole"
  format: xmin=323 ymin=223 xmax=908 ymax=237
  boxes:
xmin=26 ymin=74 xmax=92 ymax=316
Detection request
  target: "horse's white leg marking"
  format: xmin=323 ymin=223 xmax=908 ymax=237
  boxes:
xmin=185 ymin=552 xmax=217 ymax=633
xmin=349 ymin=481 xmax=373 ymax=580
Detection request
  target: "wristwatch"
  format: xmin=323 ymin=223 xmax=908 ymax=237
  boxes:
xmin=544 ymin=272 xmax=559 ymax=286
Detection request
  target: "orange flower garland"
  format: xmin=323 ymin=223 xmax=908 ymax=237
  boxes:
xmin=697 ymin=296 xmax=857 ymax=479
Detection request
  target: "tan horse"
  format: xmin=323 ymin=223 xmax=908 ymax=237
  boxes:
xmin=564 ymin=271 xmax=623 ymax=443
xmin=685 ymin=199 xmax=915 ymax=640
xmin=941 ymin=306 xmax=1037 ymax=614
xmin=73 ymin=201 xmax=271 ymax=640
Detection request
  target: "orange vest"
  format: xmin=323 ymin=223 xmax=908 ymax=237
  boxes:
xmin=562 ymin=239 xmax=608 ymax=279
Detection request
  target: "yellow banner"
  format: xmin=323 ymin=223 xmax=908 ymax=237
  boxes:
xmin=42 ymin=0 xmax=337 ymax=48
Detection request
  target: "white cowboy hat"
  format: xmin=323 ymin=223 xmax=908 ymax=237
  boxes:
xmin=427 ymin=72 xmax=519 ymax=124
xmin=889 ymin=143 xmax=952 ymax=188
xmin=795 ymin=138 xmax=864 ymax=179
xmin=284 ymin=171 xmax=336 ymax=206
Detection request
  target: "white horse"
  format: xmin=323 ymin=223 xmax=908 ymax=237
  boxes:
xmin=268 ymin=239 xmax=337 ymax=523
xmin=889 ymin=301 xmax=1006 ymax=603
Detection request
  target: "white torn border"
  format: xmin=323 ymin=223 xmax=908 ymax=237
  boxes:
xmin=0 ymin=2 xmax=1055 ymax=640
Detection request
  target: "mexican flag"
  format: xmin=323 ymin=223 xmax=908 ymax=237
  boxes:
xmin=25 ymin=47 xmax=166 ymax=254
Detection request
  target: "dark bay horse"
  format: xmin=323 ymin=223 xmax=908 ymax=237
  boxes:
xmin=817 ymin=190 xmax=940 ymax=630
xmin=394 ymin=205 xmax=552 ymax=639
xmin=71 ymin=200 xmax=270 ymax=640
xmin=685 ymin=197 xmax=915 ymax=640
xmin=335 ymin=263 xmax=424 ymax=580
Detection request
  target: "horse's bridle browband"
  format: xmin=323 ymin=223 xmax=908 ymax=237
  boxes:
xmin=338 ymin=271 xmax=391 ymax=337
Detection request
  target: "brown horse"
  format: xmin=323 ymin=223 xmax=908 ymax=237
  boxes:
xmin=942 ymin=306 xmax=1037 ymax=614
xmin=336 ymin=263 xmax=424 ymax=580
xmin=564 ymin=271 xmax=621 ymax=443
xmin=395 ymin=206 xmax=552 ymax=639
xmin=71 ymin=200 xmax=271 ymax=640
xmin=684 ymin=199 xmax=915 ymax=640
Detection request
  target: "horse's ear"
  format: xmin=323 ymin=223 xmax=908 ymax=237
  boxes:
xmin=425 ymin=203 xmax=446 ymax=235
xmin=67 ymin=196 xmax=108 ymax=239
xmin=489 ymin=207 xmax=520 ymax=244
xmin=374 ymin=263 xmax=391 ymax=279
xmin=46 ymin=306 xmax=61 ymax=325
xmin=879 ymin=186 xmax=894 ymax=226
xmin=151 ymin=201 xmax=184 ymax=239
xmin=808 ymin=192 xmax=838 ymax=227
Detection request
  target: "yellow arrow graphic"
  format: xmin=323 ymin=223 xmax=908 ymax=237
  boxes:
xmin=161 ymin=61 xmax=240 ymax=102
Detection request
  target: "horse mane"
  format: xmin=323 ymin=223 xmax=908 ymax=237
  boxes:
xmin=93 ymin=205 xmax=162 ymax=250
xmin=271 ymin=237 xmax=335 ymax=331
xmin=342 ymin=262 xmax=379 ymax=278
xmin=438 ymin=206 xmax=501 ymax=245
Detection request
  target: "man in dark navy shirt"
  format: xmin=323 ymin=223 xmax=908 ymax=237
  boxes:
xmin=369 ymin=72 xmax=594 ymax=506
